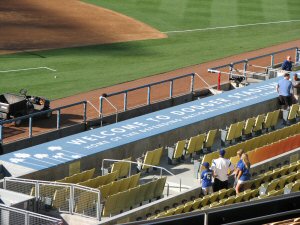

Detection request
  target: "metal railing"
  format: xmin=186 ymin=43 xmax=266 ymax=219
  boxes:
xmin=99 ymin=96 xmax=118 ymax=126
xmin=101 ymin=159 xmax=183 ymax=193
xmin=0 ymin=101 xmax=87 ymax=144
xmin=3 ymin=177 xmax=101 ymax=221
xmin=208 ymin=46 xmax=300 ymax=82
xmin=0 ymin=204 xmax=63 ymax=225
xmin=99 ymin=73 xmax=196 ymax=115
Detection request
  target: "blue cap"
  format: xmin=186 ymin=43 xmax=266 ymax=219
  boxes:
xmin=202 ymin=162 xmax=209 ymax=168
xmin=219 ymin=149 xmax=226 ymax=156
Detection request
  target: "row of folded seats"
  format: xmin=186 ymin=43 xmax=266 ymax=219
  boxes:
xmin=202 ymin=122 xmax=300 ymax=166
xmin=102 ymin=177 xmax=167 ymax=217
xmin=146 ymin=160 xmax=300 ymax=220
xmin=167 ymin=106 xmax=300 ymax=165
xmin=221 ymin=103 xmax=300 ymax=146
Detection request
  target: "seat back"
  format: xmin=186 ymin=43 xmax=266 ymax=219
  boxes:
xmin=119 ymin=157 xmax=132 ymax=178
xmin=271 ymin=109 xmax=280 ymax=128
xmin=173 ymin=140 xmax=186 ymax=159
xmin=253 ymin=114 xmax=265 ymax=132
xmin=205 ymin=129 xmax=217 ymax=148
xmin=263 ymin=112 xmax=274 ymax=130
xmin=244 ymin=117 xmax=255 ymax=135
xmin=226 ymin=123 xmax=238 ymax=141
xmin=195 ymin=133 xmax=206 ymax=152
xmin=185 ymin=136 xmax=198 ymax=154
xmin=288 ymin=104 xmax=299 ymax=120
xmin=234 ymin=121 xmax=245 ymax=139
xmin=142 ymin=150 xmax=155 ymax=170
xmin=151 ymin=148 xmax=163 ymax=166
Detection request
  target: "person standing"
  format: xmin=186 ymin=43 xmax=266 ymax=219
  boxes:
xmin=211 ymin=149 xmax=234 ymax=192
xmin=235 ymin=153 xmax=251 ymax=194
xmin=234 ymin=149 xmax=244 ymax=188
xmin=281 ymin=56 xmax=293 ymax=71
xmin=201 ymin=162 xmax=213 ymax=195
xmin=292 ymin=73 xmax=300 ymax=103
xmin=276 ymin=73 xmax=293 ymax=109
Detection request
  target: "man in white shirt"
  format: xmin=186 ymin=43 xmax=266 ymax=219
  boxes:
xmin=211 ymin=149 xmax=235 ymax=192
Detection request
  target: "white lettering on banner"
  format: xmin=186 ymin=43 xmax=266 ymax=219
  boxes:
xmin=65 ymin=81 xmax=278 ymax=149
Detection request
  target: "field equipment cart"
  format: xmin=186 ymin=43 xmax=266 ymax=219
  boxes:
xmin=0 ymin=89 xmax=51 ymax=126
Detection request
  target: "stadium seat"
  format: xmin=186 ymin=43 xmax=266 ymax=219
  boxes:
xmin=270 ymin=109 xmax=280 ymax=130
xmin=221 ymin=123 xmax=238 ymax=146
xmin=267 ymin=189 xmax=284 ymax=197
xmin=283 ymin=104 xmax=299 ymax=124
xmin=138 ymin=150 xmax=155 ymax=171
xmin=253 ymin=114 xmax=265 ymax=135
xmin=154 ymin=177 xmax=167 ymax=199
xmin=184 ymin=136 xmax=198 ymax=157
xmin=168 ymin=140 xmax=186 ymax=164
xmin=183 ymin=201 xmax=193 ymax=213
xmin=129 ymin=173 xmax=141 ymax=189
xmin=263 ymin=111 xmax=274 ymax=132
xmin=52 ymin=189 xmax=69 ymax=211
xmin=111 ymin=157 xmax=132 ymax=178
xmin=243 ymin=117 xmax=255 ymax=138
xmin=194 ymin=133 xmax=206 ymax=154
xmin=234 ymin=121 xmax=245 ymax=142
xmin=204 ymin=129 xmax=218 ymax=152
xmin=151 ymin=147 xmax=163 ymax=167
xmin=192 ymin=198 xmax=202 ymax=210
xmin=144 ymin=180 xmax=157 ymax=202
xmin=99 ymin=183 xmax=112 ymax=200
xmin=174 ymin=205 xmax=184 ymax=215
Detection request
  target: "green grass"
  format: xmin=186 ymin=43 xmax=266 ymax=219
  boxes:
xmin=0 ymin=0 xmax=300 ymax=99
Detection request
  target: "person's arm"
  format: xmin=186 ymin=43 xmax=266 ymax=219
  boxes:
xmin=276 ymin=84 xmax=279 ymax=93
xmin=236 ymin=169 xmax=242 ymax=180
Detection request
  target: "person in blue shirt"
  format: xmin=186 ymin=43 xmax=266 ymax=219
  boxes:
xmin=281 ymin=56 xmax=293 ymax=71
xmin=234 ymin=149 xmax=244 ymax=188
xmin=201 ymin=162 xmax=213 ymax=195
xmin=276 ymin=73 xmax=293 ymax=109
xmin=235 ymin=153 xmax=251 ymax=194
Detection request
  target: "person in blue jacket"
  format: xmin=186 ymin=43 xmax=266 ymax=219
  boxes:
xmin=201 ymin=162 xmax=213 ymax=195
xmin=281 ymin=56 xmax=293 ymax=71
xmin=235 ymin=153 xmax=251 ymax=194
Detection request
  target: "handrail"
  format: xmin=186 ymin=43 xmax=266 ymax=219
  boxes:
xmin=105 ymin=73 xmax=195 ymax=97
xmin=101 ymin=159 xmax=183 ymax=192
xmin=87 ymin=100 xmax=101 ymax=117
xmin=0 ymin=100 xmax=87 ymax=143
xmin=209 ymin=46 xmax=298 ymax=71
xmin=99 ymin=96 xmax=118 ymax=126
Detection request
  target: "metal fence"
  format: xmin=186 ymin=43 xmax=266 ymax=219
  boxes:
xmin=0 ymin=204 xmax=62 ymax=225
xmin=99 ymin=73 xmax=196 ymax=116
xmin=3 ymin=177 xmax=101 ymax=220
xmin=208 ymin=46 xmax=300 ymax=81
xmin=0 ymin=101 xmax=87 ymax=144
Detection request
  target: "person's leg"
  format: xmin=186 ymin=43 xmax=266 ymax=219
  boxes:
xmin=208 ymin=186 xmax=213 ymax=195
xmin=213 ymin=179 xmax=220 ymax=192
xmin=202 ymin=187 xmax=208 ymax=196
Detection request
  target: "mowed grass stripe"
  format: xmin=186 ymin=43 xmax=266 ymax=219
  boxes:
xmin=0 ymin=0 xmax=300 ymax=99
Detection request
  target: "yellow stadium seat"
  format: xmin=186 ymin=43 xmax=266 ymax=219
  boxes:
xmin=204 ymin=129 xmax=218 ymax=151
xmin=142 ymin=150 xmax=155 ymax=170
xmin=192 ymin=198 xmax=202 ymax=210
xmin=185 ymin=136 xmax=198 ymax=156
xmin=221 ymin=196 xmax=235 ymax=205
xmin=263 ymin=111 xmax=274 ymax=132
xmin=253 ymin=114 xmax=265 ymax=134
xmin=208 ymin=192 xmax=219 ymax=203
xmin=183 ymin=201 xmax=193 ymax=213
xmin=52 ymin=189 xmax=68 ymax=211
xmin=128 ymin=173 xmax=140 ymax=189
xmin=221 ymin=123 xmax=237 ymax=146
xmin=194 ymin=133 xmax=206 ymax=153
xmin=174 ymin=205 xmax=184 ymax=215
xmin=102 ymin=193 xmax=119 ymax=217
xmin=99 ymin=183 xmax=112 ymax=200
xmin=234 ymin=121 xmax=245 ymax=142
xmin=118 ymin=177 xmax=131 ymax=192
xmin=270 ymin=109 xmax=280 ymax=130
xmin=154 ymin=177 xmax=167 ymax=199
xmin=152 ymin=148 xmax=163 ymax=167
xmin=168 ymin=140 xmax=186 ymax=164
xmin=243 ymin=117 xmax=255 ymax=138
xmin=127 ymin=186 xmax=139 ymax=210
xmin=135 ymin=184 xmax=147 ymax=206
xmin=144 ymin=180 xmax=157 ymax=202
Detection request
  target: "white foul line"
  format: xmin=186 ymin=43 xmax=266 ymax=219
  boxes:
xmin=164 ymin=19 xmax=300 ymax=34
xmin=0 ymin=66 xmax=56 ymax=73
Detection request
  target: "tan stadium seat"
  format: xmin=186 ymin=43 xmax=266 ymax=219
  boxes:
xmin=263 ymin=111 xmax=274 ymax=132
xmin=253 ymin=114 xmax=265 ymax=135
xmin=234 ymin=121 xmax=245 ymax=142
xmin=283 ymin=104 xmax=299 ymax=124
xmin=204 ymin=129 xmax=218 ymax=152
xmin=152 ymin=147 xmax=163 ymax=167
xmin=182 ymin=201 xmax=193 ymax=213
xmin=194 ymin=133 xmax=206 ymax=154
xmin=99 ymin=183 xmax=112 ymax=200
xmin=174 ymin=205 xmax=184 ymax=215
xmin=270 ymin=109 xmax=280 ymax=130
xmin=168 ymin=140 xmax=186 ymax=164
xmin=52 ymin=189 xmax=69 ymax=211
xmin=144 ymin=180 xmax=157 ymax=202
xmin=243 ymin=117 xmax=256 ymax=138
xmin=185 ymin=136 xmax=198 ymax=156
xmin=102 ymin=193 xmax=119 ymax=216
xmin=221 ymin=123 xmax=238 ymax=146
xmin=192 ymin=198 xmax=202 ymax=210
xmin=221 ymin=196 xmax=235 ymax=205
xmin=135 ymin=183 xmax=148 ymax=206
xmin=154 ymin=176 xmax=167 ymax=199
xmin=128 ymin=173 xmax=140 ymax=189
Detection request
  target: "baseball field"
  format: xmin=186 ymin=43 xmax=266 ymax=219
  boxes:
xmin=0 ymin=0 xmax=300 ymax=99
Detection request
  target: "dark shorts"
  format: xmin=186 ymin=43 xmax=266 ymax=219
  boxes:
xmin=278 ymin=95 xmax=292 ymax=108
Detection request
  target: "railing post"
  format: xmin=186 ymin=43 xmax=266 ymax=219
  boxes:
xmin=147 ymin=86 xmax=151 ymax=105
xmin=190 ymin=73 xmax=195 ymax=93
xmin=169 ymin=80 xmax=173 ymax=98
xmin=296 ymin=47 xmax=299 ymax=63
xmin=271 ymin=54 xmax=275 ymax=68
xmin=3 ymin=177 xmax=6 ymax=189
xmin=229 ymin=63 xmax=233 ymax=79
xmin=243 ymin=60 xmax=248 ymax=79
xmin=83 ymin=102 xmax=87 ymax=123
xmin=99 ymin=96 xmax=103 ymax=116
xmin=97 ymin=191 xmax=101 ymax=221
xmin=25 ymin=211 xmax=29 ymax=225
xmin=29 ymin=117 xmax=33 ymax=138
xmin=0 ymin=124 xmax=3 ymax=144
xmin=124 ymin=92 xmax=128 ymax=111
xmin=70 ymin=185 xmax=74 ymax=214
xmin=56 ymin=109 xmax=61 ymax=130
